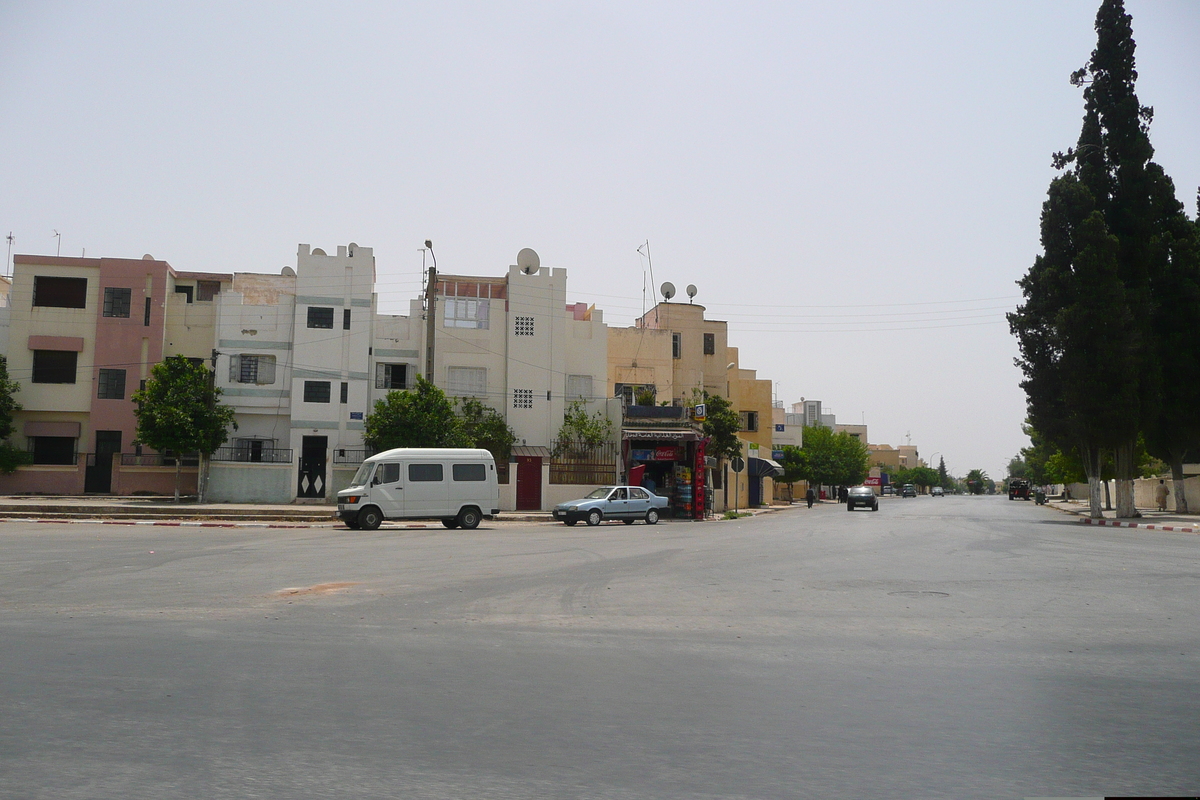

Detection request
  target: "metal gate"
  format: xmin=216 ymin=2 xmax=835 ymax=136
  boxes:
xmin=297 ymin=436 xmax=328 ymax=498
xmin=84 ymin=431 xmax=122 ymax=493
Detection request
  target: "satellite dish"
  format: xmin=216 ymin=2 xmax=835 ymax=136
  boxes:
xmin=660 ymin=282 xmax=676 ymax=301
xmin=686 ymin=284 xmax=697 ymax=302
xmin=281 ymin=266 xmax=296 ymax=277
xmin=517 ymin=248 xmax=540 ymax=275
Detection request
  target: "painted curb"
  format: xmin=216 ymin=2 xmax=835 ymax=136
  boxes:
xmin=1077 ymin=517 xmax=1199 ymax=533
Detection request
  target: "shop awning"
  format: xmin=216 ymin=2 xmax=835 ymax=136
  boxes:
xmin=749 ymin=457 xmax=784 ymax=477
xmin=622 ymin=429 xmax=698 ymax=441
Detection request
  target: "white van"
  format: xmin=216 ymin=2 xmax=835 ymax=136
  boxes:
xmin=337 ymin=448 xmax=499 ymax=530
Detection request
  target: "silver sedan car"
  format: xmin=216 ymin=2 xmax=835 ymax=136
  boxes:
xmin=553 ymin=486 xmax=669 ymax=526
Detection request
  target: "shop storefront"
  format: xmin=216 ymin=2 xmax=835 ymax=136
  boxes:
xmin=622 ymin=426 xmax=709 ymax=520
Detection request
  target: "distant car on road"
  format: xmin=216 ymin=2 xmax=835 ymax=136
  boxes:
xmin=553 ymin=486 xmax=669 ymax=526
xmin=901 ymin=484 xmax=917 ymax=498
xmin=931 ymin=487 xmax=944 ymax=497
xmin=847 ymin=486 xmax=879 ymax=512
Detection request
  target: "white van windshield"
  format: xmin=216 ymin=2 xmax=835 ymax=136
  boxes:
xmin=351 ymin=462 xmax=373 ymax=487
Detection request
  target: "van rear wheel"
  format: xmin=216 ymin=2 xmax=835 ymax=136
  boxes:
xmin=358 ymin=506 xmax=383 ymax=531
xmin=457 ymin=507 xmax=481 ymax=530
xmin=441 ymin=518 xmax=459 ymax=529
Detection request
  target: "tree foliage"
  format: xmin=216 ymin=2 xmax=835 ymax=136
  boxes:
xmin=699 ymin=391 xmax=742 ymax=462
xmin=965 ymin=469 xmax=990 ymax=495
xmin=1009 ymin=0 xmax=1199 ymax=518
xmin=0 ymin=356 xmax=30 ymax=474
xmin=553 ymin=399 xmax=615 ymax=457
xmin=458 ymin=397 xmax=517 ymax=465
xmin=364 ymin=376 xmax=471 ymax=451
xmin=796 ymin=426 xmax=869 ymax=488
xmin=132 ymin=356 xmax=237 ymax=501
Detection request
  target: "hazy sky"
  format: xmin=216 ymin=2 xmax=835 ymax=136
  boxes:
xmin=2 ymin=1 xmax=1197 ymax=480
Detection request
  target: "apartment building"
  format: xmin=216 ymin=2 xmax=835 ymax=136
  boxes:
xmin=2 ymin=254 xmax=229 ymax=495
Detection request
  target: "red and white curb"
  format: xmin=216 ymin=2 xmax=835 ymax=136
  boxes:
xmin=1077 ymin=517 xmax=1199 ymax=533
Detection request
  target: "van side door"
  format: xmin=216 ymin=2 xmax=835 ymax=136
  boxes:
xmin=371 ymin=462 xmax=404 ymax=517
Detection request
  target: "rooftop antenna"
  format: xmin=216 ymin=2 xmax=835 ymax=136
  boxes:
xmin=52 ymin=230 xmax=61 ymax=257
xmin=5 ymin=232 xmax=12 ymax=277
xmin=637 ymin=240 xmax=657 ymax=324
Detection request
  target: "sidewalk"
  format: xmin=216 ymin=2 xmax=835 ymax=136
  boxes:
xmin=1045 ymin=497 xmax=1200 ymax=533
xmin=0 ymin=495 xmax=788 ymax=527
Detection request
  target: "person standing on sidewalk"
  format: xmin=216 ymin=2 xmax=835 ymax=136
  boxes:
xmin=1155 ymin=479 xmax=1170 ymax=511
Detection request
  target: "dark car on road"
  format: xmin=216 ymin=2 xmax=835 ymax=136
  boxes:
xmin=901 ymin=484 xmax=917 ymax=498
xmin=847 ymin=486 xmax=879 ymax=512
xmin=1008 ymin=479 xmax=1031 ymax=500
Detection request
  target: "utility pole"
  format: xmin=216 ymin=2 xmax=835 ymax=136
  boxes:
xmin=424 ymin=240 xmax=437 ymax=382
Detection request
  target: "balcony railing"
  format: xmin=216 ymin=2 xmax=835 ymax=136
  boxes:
xmin=210 ymin=447 xmax=294 ymax=464
xmin=333 ymin=448 xmax=376 ymax=464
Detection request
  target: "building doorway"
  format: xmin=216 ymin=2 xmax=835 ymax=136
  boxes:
xmin=84 ymin=430 xmax=122 ymax=493
xmin=298 ymin=436 xmax=328 ymax=498
xmin=516 ymin=455 xmax=542 ymax=511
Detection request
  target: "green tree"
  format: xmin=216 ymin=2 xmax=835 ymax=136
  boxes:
xmin=798 ymin=426 xmax=869 ymax=488
xmin=0 ymin=356 xmax=30 ymax=474
xmin=937 ymin=456 xmax=950 ymax=490
xmin=699 ymin=391 xmax=742 ymax=462
xmin=132 ymin=355 xmax=237 ymax=502
xmin=364 ymin=376 xmax=470 ymax=452
xmin=457 ymin=397 xmax=517 ymax=466
xmin=965 ymin=469 xmax=990 ymax=495
xmin=777 ymin=445 xmax=807 ymax=502
xmin=1007 ymin=456 xmax=1028 ymax=481
xmin=908 ymin=465 xmax=939 ymax=491
xmin=553 ymin=399 xmax=615 ymax=456
xmin=1027 ymin=0 xmax=1196 ymax=517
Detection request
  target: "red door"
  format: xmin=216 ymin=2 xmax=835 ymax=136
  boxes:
xmin=516 ymin=456 xmax=542 ymax=511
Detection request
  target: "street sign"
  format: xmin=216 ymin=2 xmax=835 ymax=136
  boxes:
xmin=731 ymin=456 xmax=745 ymax=473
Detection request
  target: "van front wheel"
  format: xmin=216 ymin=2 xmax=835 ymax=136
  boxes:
xmin=358 ymin=506 xmax=383 ymax=531
xmin=457 ymin=507 xmax=482 ymax=530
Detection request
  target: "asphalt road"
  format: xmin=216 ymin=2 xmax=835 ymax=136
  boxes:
xmin=2 ymin=496 xmax=1198 ymax=799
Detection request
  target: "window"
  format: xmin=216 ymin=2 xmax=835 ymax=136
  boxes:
xmin=304 ymin=381 xmax=331 ymax=403
xmin=630 ymin=487 xmax=649 ymax=500
xmin=144 ymin=297 xmax=152 ymax=326
xmin=672 ymin=332 xmax=682 ymax=359
xmin=566 ymin=374 xmax=593 ymax=400
xmin=447 ymin=366 xmax=486 ymax=397
xmin=307 ymin=307 xmax=334 ymax=329
xmin=97 ymin=369 xmax=126 ymax=400
xmin=33 ymin=276 xmax=87 ymax=309
xmin=513 ymin=388 xmax=533 ymax=409
xmin=452 ymin=463 xmax=486 ymax=482
xmin=514 ymin=316 xmax=535 ymax=336
xmin=704 ymin=332 xmax=715 ymax=355
xmin=376 ymin=462 xmax=400 ymax=484
xmin=234 ymin=439 xmax=271 ymax=462
xmin=340 ymin=382 xmax=348 ymax=404
xmin=445 ymin=298 xmax=490 ymax=329
xmin=409 ymin=463 xmax=443 ymax=482
xmin=343 ymin=309 xmax=351 ymax=330
xmin=103 ymin=287 xmax=132 ymax=318
xmin=616 ymin=383 xmax=655 ymax=405
xmin=30 ymin=436 xmax=76 ymax=465
xmin=375 ymin=363 xmax=407 ymax=390
xmin=174 ymin=285 xmax=193 ymax=303
xmin=197 ymin=280 xmax=220 ymax=301
xmin=230 ymin=355 xmax=276 ymax=385
xmin=739 ymin=410 xmax=759 ymax=432
xmin=32 ymin=350 xmax=77 ymax=384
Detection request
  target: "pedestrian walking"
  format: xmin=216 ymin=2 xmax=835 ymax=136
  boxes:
xmin=805 ymin=487 xmax=815 ymax=509
xmin=1155 ymin=479 xmax=1169 ymax=511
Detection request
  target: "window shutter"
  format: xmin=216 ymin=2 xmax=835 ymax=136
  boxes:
xmin=229 ymin=355 xmax=240 ymax=383
xmin=258 ymin=357 xmax=275 ymax=385
xmin=376 ymin=363 xmax=386 ymax=389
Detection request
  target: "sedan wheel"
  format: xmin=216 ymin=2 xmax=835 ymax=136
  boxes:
xmin=623 ymin=518 xmax=635 ymax=525
xmin=586 ymin=509 xmax=602 ymax=526
xmin=564 ymin=519 xmax=577 ymax=526
xmin=645 ymin=508 xmax=659 ymax=525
